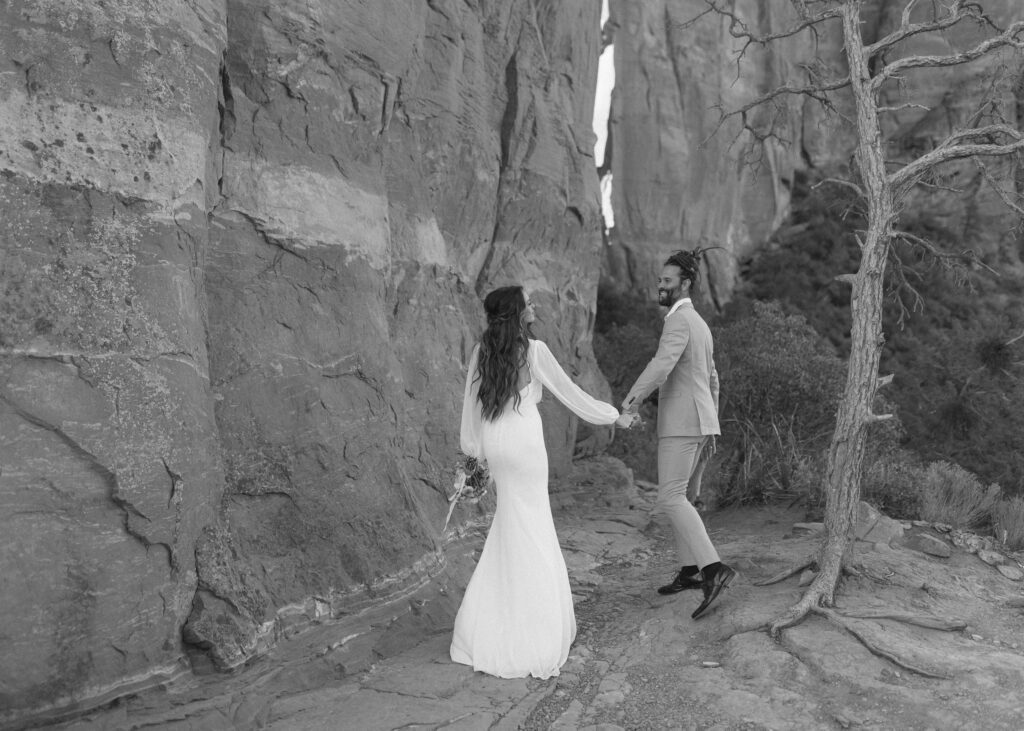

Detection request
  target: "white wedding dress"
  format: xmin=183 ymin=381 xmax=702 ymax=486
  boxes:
xmin=450 ymin=339 xmax=619 ymax=679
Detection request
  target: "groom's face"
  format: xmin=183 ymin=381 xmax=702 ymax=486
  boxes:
xmin=657 ymin=265 xmax=687 ymax=307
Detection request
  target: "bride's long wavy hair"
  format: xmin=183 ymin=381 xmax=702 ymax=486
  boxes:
xmin=475 ymin=286 xmax=533 ymax=421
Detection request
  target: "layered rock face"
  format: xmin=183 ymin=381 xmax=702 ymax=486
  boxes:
xmin=602 ymin=0 xmax=811 ymax=305
xmin=0 ymin=0 xmax=227 ymax=720
xmin=603 ymin=0 xmax=1023 ymax=305
xmin=0 ymin=0 xmax=604 ymax=721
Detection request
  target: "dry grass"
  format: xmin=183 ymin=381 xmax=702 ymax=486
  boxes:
xmin=992 ymin=496 xmax=1024 ymax=552
xmin=917 ymin=461 xmax=1001 ymax=529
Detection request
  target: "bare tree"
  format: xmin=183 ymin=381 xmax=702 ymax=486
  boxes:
xmin=696 ymin=0 xmax=1024 ymax=640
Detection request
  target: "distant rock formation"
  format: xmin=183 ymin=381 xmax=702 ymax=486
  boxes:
xmin=0 ymin=0 xmax=605 ymax=722
xmin=602 ymin=0 xmax=1023 ymax=305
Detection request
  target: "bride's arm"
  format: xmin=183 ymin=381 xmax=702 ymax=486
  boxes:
xmin=531 ymin=340 xmax=619 ymax=425
xmin=460 ymin=345 xmax=484 ymax=458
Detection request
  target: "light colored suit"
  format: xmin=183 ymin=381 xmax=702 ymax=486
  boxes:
xmin=623 ymin=298 xmax=721 ymax=569
xmin=623 ymin=300 xmax=720 ymax=437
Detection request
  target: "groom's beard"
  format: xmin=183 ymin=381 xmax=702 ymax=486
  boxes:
xmin=657 ymin=289 xmax=675 ymax=307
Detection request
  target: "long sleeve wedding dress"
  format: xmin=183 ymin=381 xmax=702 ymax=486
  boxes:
xmin=450 ymin=339 xmax=619 ymax=679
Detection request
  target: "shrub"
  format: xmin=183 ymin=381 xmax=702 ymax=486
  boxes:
xmin=593 ymin=293 xmax=664 ymax=483
xmin=917 ymin=461 xmax=1001 ymax=528
xmin=593 ymin=294 xmax=904 ymax=509
xmin=709 ymin=301 xmax=884 ymax=507
xmin=739 ymin=172 xmax=1024 ymax=494
xmin=861 ymin=450 xmax=926 ymax=520
xmin=712 ymin=415 xmax=827 ymax=509
xmin=992 ymin=496 xmax=1024 ymax=552
xmin=715 ymin=301 xmax=845 ymax=440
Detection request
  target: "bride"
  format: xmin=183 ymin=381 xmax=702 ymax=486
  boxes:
xmin=450 ymin=285 xmax=634 ymax=679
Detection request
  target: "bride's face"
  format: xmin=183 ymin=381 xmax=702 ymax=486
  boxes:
xmin=521 ymin=293 xmax=537 ymax=324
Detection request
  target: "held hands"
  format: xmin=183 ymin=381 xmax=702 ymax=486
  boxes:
xmin=615 ymin=411 xmax=643 ymax=430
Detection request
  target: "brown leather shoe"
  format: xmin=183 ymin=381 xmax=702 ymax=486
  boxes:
xmin=691 ymin=564 xmax=737 ymax=619
xmin=657 ymin=567 xmax=703 ymax=595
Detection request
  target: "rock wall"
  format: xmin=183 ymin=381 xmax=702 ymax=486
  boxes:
xmin=0 ymin=0 xmax=228 ymax=721
xmin=602 ymin=0 xmax=811 ymax=306
xmin=0 ymin=0 xmax=604 ymax=722
xmin=602 ymin=0 xmax=1023 ymax=306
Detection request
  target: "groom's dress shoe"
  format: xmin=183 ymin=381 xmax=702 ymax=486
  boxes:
xmin=657 ymin=568 xmax=702 ymax=595
xmin=691 ymin=564 xmax=737 ymax=619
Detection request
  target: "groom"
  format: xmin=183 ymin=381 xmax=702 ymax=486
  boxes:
xmin=621 ymin=249 xmax=736 ymax=619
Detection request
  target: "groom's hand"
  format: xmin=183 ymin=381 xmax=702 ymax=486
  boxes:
xmin=615 ymin=412 xmax=642 ymax=430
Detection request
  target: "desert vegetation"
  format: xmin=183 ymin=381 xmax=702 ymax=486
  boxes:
xmin=595 ymin=172 xmax=1024 ymax=555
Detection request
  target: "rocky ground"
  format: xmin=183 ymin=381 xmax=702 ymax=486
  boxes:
xmin=37 ymin=457 xmax=1024 ymax=731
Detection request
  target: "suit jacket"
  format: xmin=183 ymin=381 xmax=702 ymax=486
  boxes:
xmin=623 ymin=301 xmax=720 ymax=437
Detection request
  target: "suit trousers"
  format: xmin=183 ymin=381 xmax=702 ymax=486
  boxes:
xmin=656 ymin=436 xmax=720 ymax=569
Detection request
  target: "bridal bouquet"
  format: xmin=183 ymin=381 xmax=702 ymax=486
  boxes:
xmin=441 ymin=454 xmax=491 ymax=532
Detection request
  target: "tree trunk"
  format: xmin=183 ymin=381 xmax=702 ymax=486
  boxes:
xmin=772 ymin=1 xmax=894 ymax=631
xmin=817 ymin=0 xmax=893 ymax=602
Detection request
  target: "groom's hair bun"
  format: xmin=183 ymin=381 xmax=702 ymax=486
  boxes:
xmin=664 ymin=249 xmax=703 ymax=281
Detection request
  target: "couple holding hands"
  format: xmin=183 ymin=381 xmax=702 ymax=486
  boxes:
xmin=450 ymin=249 xmax=737 ymax=680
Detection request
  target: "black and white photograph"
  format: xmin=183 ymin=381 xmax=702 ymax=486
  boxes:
xmin=2 ymin=1 xmax=1024 ymax=729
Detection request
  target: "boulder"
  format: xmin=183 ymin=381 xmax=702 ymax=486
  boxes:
xmin=952 ymin=532 xmax=993 ymax=554
xmin=903 ymin=533 xmax=953 ymax=559
xmin=855 ymin=502 xmax=905 ymax=546
xmin=996 ymin=564 xmax=1024 ymax=582
xmin=978 ymin=549 xmax=1008 ymax=567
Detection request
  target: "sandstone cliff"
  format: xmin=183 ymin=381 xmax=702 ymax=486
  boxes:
xmin=602 ymin=0 xmax=1023 ymax=305
xmin=0 ymin=0 xmax=604 ymax=722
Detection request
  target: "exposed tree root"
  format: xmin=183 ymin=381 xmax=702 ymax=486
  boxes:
xmin=830 ymin=610 xmax=966 ymax=632
xmin=768 ymin=578 xmax=833 ymax=635
xmin=752 ymin=556 xmax=818 ymax=586
xmin=756 ymin=557 xmax=876 ymax=588
xmin=764 ymin=562 xmax=964 ymax=678
xmin=813 ymin=607 xmax=951 ymax=679
xmin=764 ymin=555 xmax=965 ymax=679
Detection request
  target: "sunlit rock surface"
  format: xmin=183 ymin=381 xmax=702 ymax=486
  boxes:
xmin=0 ymin=0 xmax=604 ymax=721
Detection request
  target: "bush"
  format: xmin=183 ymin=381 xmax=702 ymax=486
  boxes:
xmin=593 ymin=294 xmax=905 ymax=509
xmin=716 ymin=301 xmax=846 ymax=436
xmin=917 ymin=461 xmax=1001 ymax=529
xmin=738 ymin=172 xmax=1024 ymax=495
xmin=861 ymin=450 xmax=926 ymax=520
xmin=593 ymin=292 xmax=664 ymax=483
xmin=709 ymin=301 xmax=879 ymax=507
xmin=993 ymin=496 xmax=1024 ymax=552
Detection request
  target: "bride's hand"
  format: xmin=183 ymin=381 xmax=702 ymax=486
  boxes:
xmin=615 ymin=412 xmax=638 ymax=429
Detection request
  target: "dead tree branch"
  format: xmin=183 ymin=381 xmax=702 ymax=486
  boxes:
xmin=689 ymin=0 xmax=841 ymax=61
xmin=871 ymin=18 xmax=1024 ymax=89
xmin=864 ymin=0 xmax=990 ymax=61
xmin=811 ymin=177 xmax=866 ymax=199
xmin=973 ymin=158 xmax=1024 ymax=218
xmin=703 ymin=76 xmax=852 ymax=145
xmin=892 ymin=229 xmax=997 ymax=274
xmin=890 ymin=125 xmax=1024 ymax=191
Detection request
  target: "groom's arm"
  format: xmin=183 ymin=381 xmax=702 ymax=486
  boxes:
xmin=710 ymin=360 xmax=720 ymax=413
xmin=622 ymin=315 xmax=690 ymax=412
